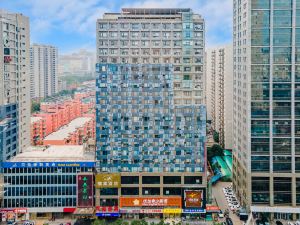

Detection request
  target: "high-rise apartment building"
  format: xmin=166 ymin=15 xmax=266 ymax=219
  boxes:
xmin=0 ymin=10 xmax=30 ymax=156
xmin=97 ymin=8 xmax=205 ymax=105
xmin=95 ymin=8 xmax=207 ymax=219
xmin=233 ymin=0 xmax=300 ymax=220
xmin=206 ymin=45 xmax=233 ymax=149
xmin=30 ymin=44 xmax=58 ymax=99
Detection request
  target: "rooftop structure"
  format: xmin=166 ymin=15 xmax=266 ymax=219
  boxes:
xmin=44 ymin=117 xmax=92 ymax=141
xmin=10 ymin=145 xmax=94 ymax=162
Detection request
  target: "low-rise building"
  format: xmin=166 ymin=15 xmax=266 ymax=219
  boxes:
xmin=30 ymin=117 xmax=45 ymax=145
xmin=2 ymin=145 xmax=95 ymax=220
xmin=43 ymin=117 xmax=95 ymax=145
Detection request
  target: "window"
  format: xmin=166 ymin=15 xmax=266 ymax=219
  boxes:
xmin=252 ymin=177 xmax=270 ymax=204
xmin=142 ymin=176 xmax=160 ymax=184
xmin=121 ymin=188 xmax=139 ymax=195
xmin=163 ymin=176 xmax=181 ymax=184
xmin=163 ymin=188 xmax=181 ymax=196
xmin=274 ymin=177 xmax=292 ymax=205
xmin=251 ymin=156 xmax=270 ymax=172
xmin=251 ymin=138 xmax=269 ymax=154
xmin=142 ymin=188 xmax=160 ymax=195
xmin=184 ymin=176 xmax=202 ymax=184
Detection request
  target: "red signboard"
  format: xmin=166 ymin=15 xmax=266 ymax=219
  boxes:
xmin=63 ymin=208 xmax=76 ymax=213
xmin=185 ymin=190 xmax=203 ymax=208
xmin=77 ymin=173 xmax=94 ymax=207
xmin=14 ymin=208 xmax=27 ymax=214
xmin=206 ymin=206 xmax=220 ymax=212
xmin=96 ymin=206 xmax=118 ymax=213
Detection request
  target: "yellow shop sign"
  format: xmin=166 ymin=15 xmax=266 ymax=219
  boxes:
xmin=95 ymin=173 xmax=121 ymax=188
xmin=163 ymin=208 xmax=182 ymax=214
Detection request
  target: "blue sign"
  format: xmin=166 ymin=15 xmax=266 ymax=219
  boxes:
xmin=96 ymin=213 xmax=120 ymax=217
xmin=2 ymin=161 xmax=95 ymax=168
xmin=183 ymin=209 xmax=206 ymax=213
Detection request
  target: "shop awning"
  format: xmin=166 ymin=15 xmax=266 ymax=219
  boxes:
xmin=73 ymin=208 xmax=95 ymax=216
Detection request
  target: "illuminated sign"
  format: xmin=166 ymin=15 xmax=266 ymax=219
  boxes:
xmin=206 ymin=206 xmax=220 ymax=212
xmin=183 ymin=209 xmax=206 ymax=213
xmin=96 ymin=213 xmax=119 ymax=217
xmin=95 ymin=174 xmax=120 ymax=188
xmin=185 ymin=190 xmax=203 ymax=208
xmin=77 ymin=173 xmax=94 ymax=207
xmin=119 ymin=197 xmax=182 ymax=207
xmin=2 ymin=162 xmax=95 ymax=168
xmin=96 ymin=206 xmax=118 ymax=213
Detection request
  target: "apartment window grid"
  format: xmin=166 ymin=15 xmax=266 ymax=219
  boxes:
xmin=95 ymin=64 xmax=206 ymax=173
xmin=97 ymin=12 xmax=204 ymax=104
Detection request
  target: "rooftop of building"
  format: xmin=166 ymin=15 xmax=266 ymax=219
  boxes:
xmin=31 ymin=117 xmax=43 ymax=123
xmin=44 ymin=117 xmax=92 ymax=140
xmin=121 ymin=8 xmax=191 ymax=14
xmin=10 ymin=145 xmax=94 ymax=162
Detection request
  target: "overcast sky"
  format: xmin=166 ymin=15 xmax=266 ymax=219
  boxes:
xmin=1 ymin=0 xmax=233 ymax=54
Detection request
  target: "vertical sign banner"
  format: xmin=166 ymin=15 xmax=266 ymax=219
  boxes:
xmin=184 ymin=190 xmax=203 ymax=208
xmin=77 ymin=173 xmax=94 ymax=207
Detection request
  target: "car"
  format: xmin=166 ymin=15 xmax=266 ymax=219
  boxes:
xmin=218 ymin=211 xmax=224 ymax=218
xmin=288 ymin=222 xmax=294 ymax=225
xmin=295 ymin=222 xmax=300 ymax=225
xmin=226 ymin=217 xmax=234 ymax=225
xmin=276 ymin=221 xmax=284 ymax=225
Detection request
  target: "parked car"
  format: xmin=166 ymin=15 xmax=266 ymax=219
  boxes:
xmin=218 ymin=210 xmax=224 ymax=218
xmin=226 ymin=217 xmax=234 ymax=225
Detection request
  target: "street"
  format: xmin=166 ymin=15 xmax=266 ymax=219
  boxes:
xmin=212 ymin=181 xmax=243 ymax=225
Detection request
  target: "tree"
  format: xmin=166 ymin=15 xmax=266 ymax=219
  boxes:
xmin=92 ymin=219 xmax=106 ymax=225
xmin=31 ymin=101 xmax=40 ymax=113
xmin=207 ymin=144 xmax=224 ymax=161
xmin=213 ymin=130 xmax=219 ymax=143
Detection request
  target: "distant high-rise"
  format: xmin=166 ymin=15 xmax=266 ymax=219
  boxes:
xmin=206 ymin=45 xmax=233 ymax=149
xmin=30 ymin=44 xmax=58 ymax=99
xmin=233 ymin=0 xmax=300 ymax=220
xmin=95 ymin=8 xmax=207 ymax=218
xmin=0 ymin=10 xmax=30 ymax=159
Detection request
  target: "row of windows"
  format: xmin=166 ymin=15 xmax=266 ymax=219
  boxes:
xmin=4 ymin=175 xmax=77 ymax=185
xmin=251 ymin=156 xmax=300 ymax=172
xmin=98 ymin=22 xmax=203 ymax=30
xmin=98 ymin=57 xmax=203 ymax=64
xmin=100 ymin=187 xmax=184 ymax=196
xmin=3 ymin=198 xmax=76 ymax=208
xmin=5 ymin=186 xmax=76 ymax=196
xmin=252 ymin=177 xmax=300 ymax=205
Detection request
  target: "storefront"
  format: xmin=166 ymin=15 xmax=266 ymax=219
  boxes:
xmin=119 ymin=197 xmax=182 ymax=219
xmin=0 ymin=208 xmax=28 ymax=222
xmin=206 ymin=206 xmax=220 ymax=221
xmin=95 ymin=206 xmax=120 ymax=218
xmin=162 ymin=208 xmax=182 ymax=219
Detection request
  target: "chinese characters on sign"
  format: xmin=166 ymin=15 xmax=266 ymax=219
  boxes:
xmin=95 ymin=174 xmax=120 ymax=188
xmin=119 ymin=197 xmax=182 ymax=207
xmin=184 ymin=190 xmax=203 ymax=208
xmin=2 ymin=162 xmax=95 ymax=168
xmin=77 ymin=174 xmax=94 ymax=207
xmin=96 ymin=206 xmax=119 ymax=213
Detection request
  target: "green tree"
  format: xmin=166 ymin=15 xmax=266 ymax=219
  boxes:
xmin=31 ymin=101 xmax=40 ymax=113
xmin=207 ymin=144 xmax=224 ymax=161
xmin=213 ymin=130 xmax=219 ymax=143
xmin=92 ymin=219 xmax=106 ymax=225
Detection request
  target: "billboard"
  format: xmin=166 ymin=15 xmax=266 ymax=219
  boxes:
xmin=2 ymin=161 xmax=95 ymax=168
xmin=119 ymin=197 xmax=182 ymax=207
xmin=95 ymin=173 xmax=120 ymax=188
xmin=184 ymin=190 xmax=203 ymax=208
xmin=77 ymin=173 xmax=94 ymax=207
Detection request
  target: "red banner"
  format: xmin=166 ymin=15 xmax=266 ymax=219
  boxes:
xmin=96 ymin=206 xmax=119 ymax=213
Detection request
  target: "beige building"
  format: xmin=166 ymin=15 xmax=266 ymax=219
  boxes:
xmin=206 ymin=45 xmax=233 ymax=149
xmin=30 ymin=44 xmax=58 ymax=98
xmin=97 ymin=8 xmax=205 ymax=105
xmin=0 ymin=10 xmax=31 ymax=152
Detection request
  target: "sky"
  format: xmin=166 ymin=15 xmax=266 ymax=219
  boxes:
xmin=0 ymin=0 xmax=233 ymax=54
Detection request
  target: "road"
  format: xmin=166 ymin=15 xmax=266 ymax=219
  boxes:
xmin=212 ymin=181 xmax=243 ymax=225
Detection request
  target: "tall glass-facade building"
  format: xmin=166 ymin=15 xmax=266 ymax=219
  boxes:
xmin=233 ymin=0 xmax=300 ymax=220
xmin=95 ymin=8 xmax=207 ymax=219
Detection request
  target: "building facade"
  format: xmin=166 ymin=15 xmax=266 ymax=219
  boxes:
xmin=0 ymin=10 xmax=31 ymax=153
xmin=1 ymin=145 xmax=95 ymax=220
xmin=206 ymin=45 xmax=233 ymax=149
xmin=233 ymin=0 xmax=300 ymax=220
xmin=95 ymin=63 xmax=206 ymax=219
xmin=30 ymin=44 xmax=58 ymax=99
xmin=97 ymin=8 xmax=205 ymax=105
